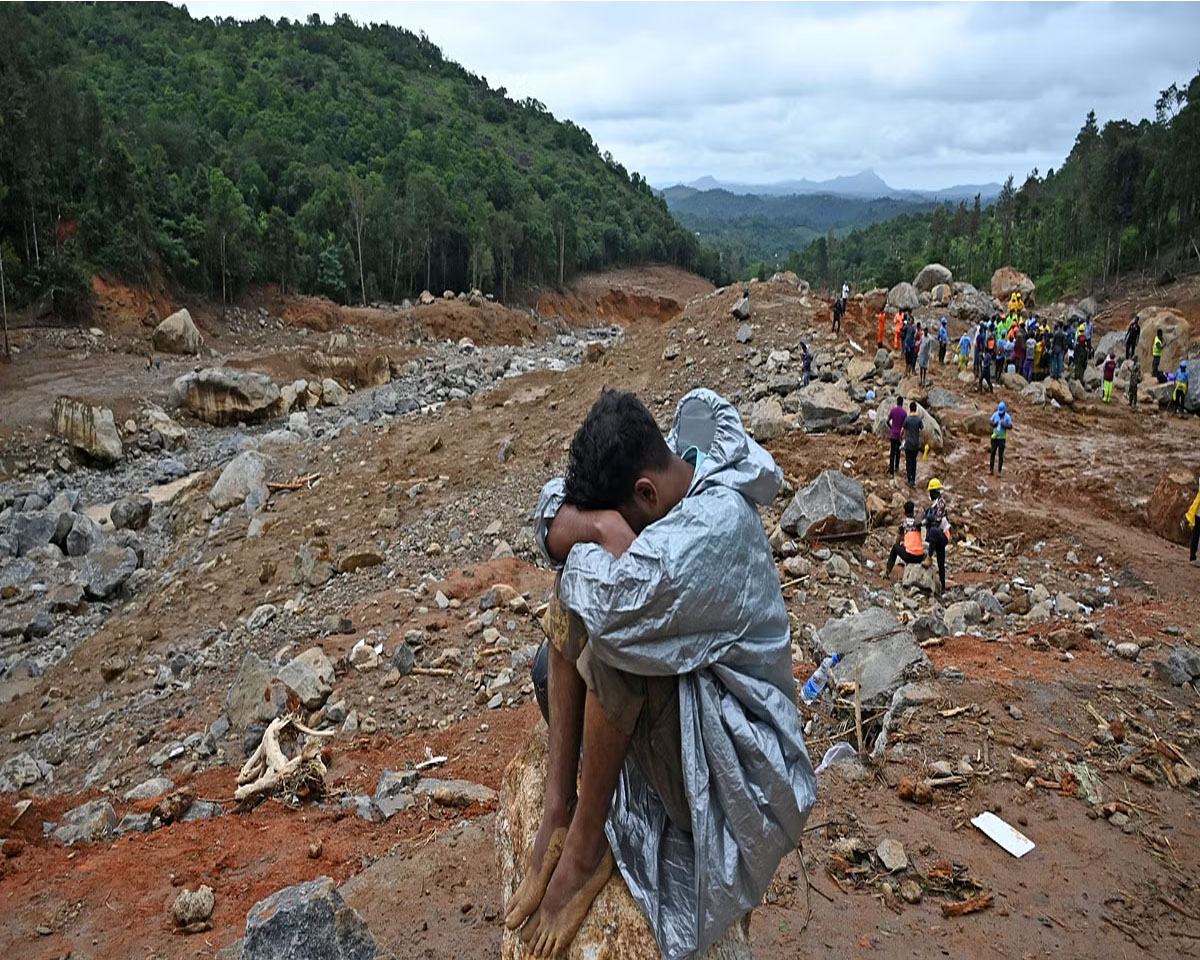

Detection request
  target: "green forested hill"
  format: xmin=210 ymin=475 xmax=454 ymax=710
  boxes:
xmin=0 ymin=2 xmax=717 ymax=318
xmin=784 ymin=73 xmax=1200 ymax=299
xmin=661 ymin=186 xmax=935 ymax=272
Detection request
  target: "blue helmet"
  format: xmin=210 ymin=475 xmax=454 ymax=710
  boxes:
xmin=998 ymin=401 xmax=1007 ymax=414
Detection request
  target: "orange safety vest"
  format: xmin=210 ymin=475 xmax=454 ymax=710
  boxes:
xmin=877 ymin=311 xmax=887 ymax=340
xmin=903 ymin=525 xmax=923 ymax=554
xmin=893 ymin=315 xmax=903 ymax=349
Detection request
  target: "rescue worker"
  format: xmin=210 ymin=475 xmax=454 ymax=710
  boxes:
xmin=923 ymin=478 xmax=949 ymax=591
xmin=1152 ymin=328 xmax=1164 ymax=379
xmin=877 ymin=307 xmax=887 ymax=348
xmin=893 ymin=311 xmax=904 ymax=352
xmin=937 ymin=318 xmax=949 ymax=365
xmin=1128 ymin=354 xmax=1143 ymax=408
xmin=1102 ymin=352 xmax=1117 ymax=403
xmin=1125 ymin=315 xmax=1141 ymax=361
xmin=957 ymin=329 xmax=972 ymax=373
xmin=886 ymin=500 xmax=925 ymax=577
xmin=1172 ymin=360 xmax=1190 ymax=414
xmin=989 ymin=401 xmax=1012 ymax=475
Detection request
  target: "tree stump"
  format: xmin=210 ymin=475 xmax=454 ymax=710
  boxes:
xmin=496 ymin=726 xmax=752 ymax=960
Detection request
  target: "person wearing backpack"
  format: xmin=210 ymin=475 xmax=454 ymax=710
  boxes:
xmin=989 ymin=401 xmax=1013 ymax=475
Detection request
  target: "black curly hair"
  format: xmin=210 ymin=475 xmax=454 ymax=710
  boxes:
xmin=563 ymin=390 xmax=671 ymax=510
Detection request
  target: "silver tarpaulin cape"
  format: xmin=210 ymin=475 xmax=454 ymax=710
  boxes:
xmin=533 ymin=388 xmax=816 ymax=959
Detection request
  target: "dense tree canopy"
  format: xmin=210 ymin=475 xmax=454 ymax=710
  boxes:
xmin=0 ymin=2 xmax=725 ymax=319
xmin=785 ymin=72 xmax=1200 ymax=299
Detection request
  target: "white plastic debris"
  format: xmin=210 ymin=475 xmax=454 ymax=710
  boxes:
xmin=971 ymin=811 xmax=1035 ymax=858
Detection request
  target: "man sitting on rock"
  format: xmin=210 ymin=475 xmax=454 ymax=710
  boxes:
xmin=507 ymin=388 xmax=815 ymax=959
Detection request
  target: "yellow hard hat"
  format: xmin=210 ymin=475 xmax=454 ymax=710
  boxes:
xmin=927 ymin=478 xmax=943 ymax=491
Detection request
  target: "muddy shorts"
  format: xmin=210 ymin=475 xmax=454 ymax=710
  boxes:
xmin=541 ymin=585 xmax=690 ymax=832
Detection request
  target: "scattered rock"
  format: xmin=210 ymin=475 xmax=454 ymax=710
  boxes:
xmin=749 ymin=396 xmax=787 ymax=442
xmin=412 ymin=777 xmax=497 ymax=808
xmin=210 ymin=451 xmax=269 ymax=512
xmin=338 ymin=551 xmax=383 ymax=574
xmin=374 ymin=769 xmax=418 ymax=819
xmin=1114 ymin=642 xmax=1140 ymax=661
xmin=735 ymin=323 xmax=753 ymax=344
xmin=52 ymin=799 xmax=118 ymax=845
xmin=124 ymin=776 xmax=175 ymax=802
xmin=277 ymin=647 xmax=336 ymax=710
xmin=886 ymin=282 xmax=919 ymax=312
xmin=294 ymin=540 xmax=336 ymax=587
xmin=876 ymin=838 xmax=908 ymax=872
xmin=111 ymin=495 xmax=153 ymax=531
xmin=65 ymin=512 xmax=105 ymax=557
xmin=1010 ymin=754 xmax=1038 ymax=780
xmin=80 ymin=546 xmax=138 ymax=600
xmin=172 ymin=885 xmax=215 ymax=929
xmin=913 ymin=263 xmax=953 ymax=293
xmin=247 ymin=604 xmax=278 ymax=633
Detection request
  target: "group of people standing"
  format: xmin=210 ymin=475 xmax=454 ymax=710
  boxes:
xmin=876 ymin=309 xmax=949 ymax=388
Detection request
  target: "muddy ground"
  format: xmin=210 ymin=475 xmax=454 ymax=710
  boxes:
xmin=1 ymin=266 xmax=1199 ymax=959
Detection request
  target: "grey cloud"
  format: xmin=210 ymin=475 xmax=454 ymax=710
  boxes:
xmin=187 ymin=1 xmax=1200 ymax=190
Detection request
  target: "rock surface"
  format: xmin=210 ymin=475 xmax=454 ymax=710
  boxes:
xmin=797 ymin=382 xmax=860 ymax=432
xmin=812 ymin=607 xmax=931 ymax=708
xmin=153 ymin=308 xmax=205 ymax=355
xmin=169 ymin=367 xmax=281 ymax=425
xmin=886 ymin=282 xmax=919 ymax=312
xmin=497 ymin=726 xmax=752 ymax=960
xmin=242 ymin=876 xmax=383 ymax=960
xmin=52 ymin=798 xmax=118 ymax=845
xmin=53 ymin=397 xmax=124 ymax=463
xmin=780 ymin=470 xmax=867 ymax=540
xmin=210 ymin=451 xmax=269 ymax=512
xmin=913 ymin=263 xmax=952 ymax=293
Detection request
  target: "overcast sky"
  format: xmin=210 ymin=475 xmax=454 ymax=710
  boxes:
xmin=186 ymin=1 xmax=1200 ymax=190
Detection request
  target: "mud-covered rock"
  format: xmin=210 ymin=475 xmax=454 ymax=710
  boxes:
xmin=52 ymin=799 xmax=118 ymax=845
xmin=1148 ymin=471 xmax=1197 ymax=546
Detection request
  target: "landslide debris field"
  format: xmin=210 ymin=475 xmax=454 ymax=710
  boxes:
xmin=1 ymin=264 xmax=1199 ymax=960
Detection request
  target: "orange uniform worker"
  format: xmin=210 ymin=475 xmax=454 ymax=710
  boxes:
xmin=877 ymin=309 xmax=887 ymax=348
xmin=893 ymin=312 xmax=903 ymax=351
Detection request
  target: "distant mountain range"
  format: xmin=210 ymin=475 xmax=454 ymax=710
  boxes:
xmin=664 ymin=170 xmax=1002 ymax=203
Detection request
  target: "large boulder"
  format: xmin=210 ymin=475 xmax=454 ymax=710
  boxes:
xmin=925 ymin=387 xmax=960 ymax=410
xmin=929 ymin=283 xmax=952 ymax=306
xmin=797 ymin=382 xmax=860 ymax=432
xmin=886 ymin=282 xmax=919 ymax=312
xmin=52 ymin=799 xmax=118 ymax=845
xmin=53 ymin=397 xmax=123 ymax=464
xmin=497 ymin=727 xmax=752 ymax=960
xmin=225 ymin=652 xmax=289 ymax=731
xmin=949 ymin=284 xmax=997 ymax=325
xmin=913 ymin=263 xmax=953 ymax=293
xmin=1148 ymin=471 xmax=1198 ymax=546
xmin=749 ymin=397 xmax=787 ymax=442
xmin=990 ymin=266 xmax=1036 ymax=307
xmin=111 ymin=495 xmax=153 ymax=531
xmin=1045 ymin=378 xmax=1074 ymax=406
xmin=65 ymin=513 xmax=105 ymax=557
xmin=872 ymin=401 xmax=943 ymax=452
xmin=277 ymin=647 xmax=336 ymax=710
xmin=210 ymin=451 xmax=269 ymax=512
xmin=780 ymin=470 xmax=867 ymax=540
xmin=168 ymin=368 xmax=280 ymax=425
xmin=11 ymin=510 xmax=73 ymax=556
xmin=1094 ymin=330 xmax=1125 ymax=364
xmin=811 ymin=607 xmax=932 ymax=709
xmin=242 ymin=877 xmax=382 ymax=960
xmin=1136 ymin=307 xmax=1191 ymax=373
xmin=143 ymin=405 xmax=188 ymax=449
xmin=152 ymin=308 xmax=205 ymax=355
xmin=81 ymin=546 xmax=138 ymax=599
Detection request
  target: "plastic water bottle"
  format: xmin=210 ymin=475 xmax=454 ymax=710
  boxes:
xmin=801 ymin=654 xmax=840 ymax=706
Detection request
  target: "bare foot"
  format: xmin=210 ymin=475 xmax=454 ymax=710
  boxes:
xmin=522 ymin=843 xmax=614 ymax=957
xmin=504 ymin=818 xmax=569 ymax=931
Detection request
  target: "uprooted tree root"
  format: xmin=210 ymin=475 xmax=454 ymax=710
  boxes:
xmin=235 ymin=714 xmax=334 ymax=809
